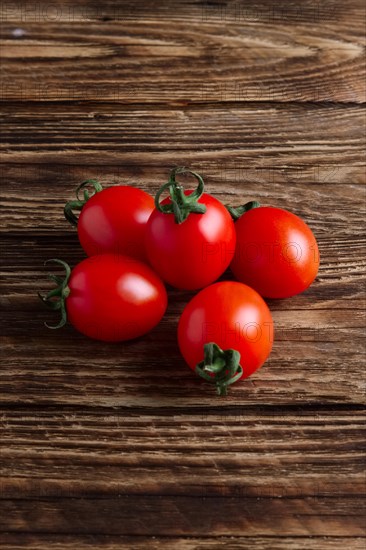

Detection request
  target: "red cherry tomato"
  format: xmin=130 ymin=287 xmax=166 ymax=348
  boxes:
xmin=230 ymin=206 xmax=320 ymax=299
xmin=65 ymin=181 xmax=154 ymax=261
xmin=145 ymin=169 xmax=236 ymax=290
xmin=40 ymin=254 xmax=167 ymax=342
xmin=178 ymin=281 xmax=273 ymax=395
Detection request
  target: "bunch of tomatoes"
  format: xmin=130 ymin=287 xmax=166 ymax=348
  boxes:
xmin=40 ymin=168 xmax=319 ymax=396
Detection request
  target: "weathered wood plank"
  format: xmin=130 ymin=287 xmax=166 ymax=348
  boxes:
xmin=1 ymin=165 xmax=365 ymax=235
xmin=1 ymin=229 xmax=365 ymax=406
xmin=0 ymin=285 xmax=365 ymax=403
xmin=0 ymin=161 xmax=364 ymax=190
xmin=1 ymin=535 xmax=366 ymax=550
xmin=2 ymin=233 xmax=365 ymax=305
xmin=0 ymin=312 xmax=365 ymax=406
xmin=0 ymin=537 xmax=361 ymax=550
xmin=1 ymin=105 xmax=364 ymax=169
xmin=1 ymin=1 xmax=365 ymax=102
xmin=1 ymin=337 xmax=363 ymax=405
xmin=0 ymin=409 xmax=364 ymax=499
xmin=2 ymin=0 xmax=365 ymax=24
xmin=0 ymin=495 xmax=364 ymax=536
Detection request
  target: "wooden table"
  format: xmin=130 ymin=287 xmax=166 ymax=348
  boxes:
xmin=1 ymin=1 xmax=365 ymax=548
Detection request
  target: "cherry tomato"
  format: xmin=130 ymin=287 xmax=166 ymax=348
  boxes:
xmin=178 ymin=281 xmax=274 ymax=395
xmin=64 ymin=180 xmax=154 ymax=261
xmin=230 ymin=206 xmax=320 ymax=298
xmin=145 ymin=169 xmax=236 ymax=290
xmin=40 ymin=254 xmax=167 ymax=342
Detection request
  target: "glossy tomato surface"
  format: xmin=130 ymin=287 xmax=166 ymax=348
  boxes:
xmin=78 ymin=186 xmax=154 ymax=260
xmin=145 ymin=192 xmax=236 ymax=290
xmin=66 ymin=254 xmax=167 ymax=342
xmin=231 ymin=206 xmax=320 ymax=298
xmin=178 ymin=281 xmax=273 ymax=379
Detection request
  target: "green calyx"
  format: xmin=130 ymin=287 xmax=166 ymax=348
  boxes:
xmin=226 ymin=200 xmax=260 ymax=221
xmin=38 ymin=259 xmax=71 ymax=329
xmin=195 ymin=342 xmax=243 ymax=397
xmin=155 ymin=167 xmax=207 ymax=224
xmin=64 ymin=179 xmax=103 ymax=226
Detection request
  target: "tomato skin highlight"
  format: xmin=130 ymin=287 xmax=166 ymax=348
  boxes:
xmin=65 ymin=254 xmax=167 ymax=342
xmin=77 ymin=186 xmax=154 ymax=261
xmin=230 ymin=206 xmax=320 ymax=299
xmin=178 ymin=281 xmax=273 ymax=380
xmin=145 ymin=192 xmax=236 ymax=290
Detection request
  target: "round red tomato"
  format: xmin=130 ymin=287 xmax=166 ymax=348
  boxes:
xmin=64 ymin=180 xmax=154 ymax=261
xmin=40 ymin=254 xmax=167 ymax=342
xmin=178 ymin=281 xmax=274 ymax=395
xmin=145 ymin=169 xmax=236 ymax=290
xmin=230 ymin=206 xmax=320 ymax=298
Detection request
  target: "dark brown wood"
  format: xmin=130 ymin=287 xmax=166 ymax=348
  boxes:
xmin=1 ymin=535 xmax=366 ymax=550
xmin=1 ymin=0 xmax=365 ymax=103
xmin=1 ymin=104 xmax=365 ymax=168
xmin=0 ymin=409 xmax=364 ymax=499
xmin=2 ymin=168 xmax=365 ymax=234
xmin=1 ymin=1 xmax=365 ymax=548
xmin=1 ymin=229 xmax=365 ymax=406
xmin=1 ymin=496 xmax=366 ymax=536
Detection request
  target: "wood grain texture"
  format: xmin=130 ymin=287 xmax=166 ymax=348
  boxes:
xmin=2 ymin=169 xmax=365 ymax=234
xmin=1 ymin=224 xmax=365 ymax=407
xmin=1 ymin=537 xmax=366 ymax=550
xmin=1 ymin=497 xmax=365 ymax=536
xmin=1 ymin=0 xmax=365 ymax=103
xmin=0 ymin=409 xmax=364 ymax=498
xmin=1 ymin=104 xmax=365 ymax=167
xmin=1 ymin=0 xmax=365 ymax=548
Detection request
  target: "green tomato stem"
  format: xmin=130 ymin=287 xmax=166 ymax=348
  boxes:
xmin=64 ymin=179 xmax=103 ymax=226
xmin=155 ymin=167 xmax=207 ymax=224
xmin=38 ymin=259 xmax=71 ymax=329
xmin=226 ymin=200 xmax=261 ymax=221
xmin=195 ymin=342 xmax=243 ymax=396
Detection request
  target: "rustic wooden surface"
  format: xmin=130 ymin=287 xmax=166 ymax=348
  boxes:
xmin=0 ymin=1 xmax=365 ymax=548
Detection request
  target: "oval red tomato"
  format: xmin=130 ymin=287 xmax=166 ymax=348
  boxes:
xmin=65 ymin=181 xmax=154 ymax=261
xmin=145 ymin=169 xmax=236 ymax=290
xmin=178 ymin=281 xmax=274 ymax=395
xmin=230 ymin=206 xmax=320 ymax=298
xmin=41 ymin=254 xmax=167 ymax=342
